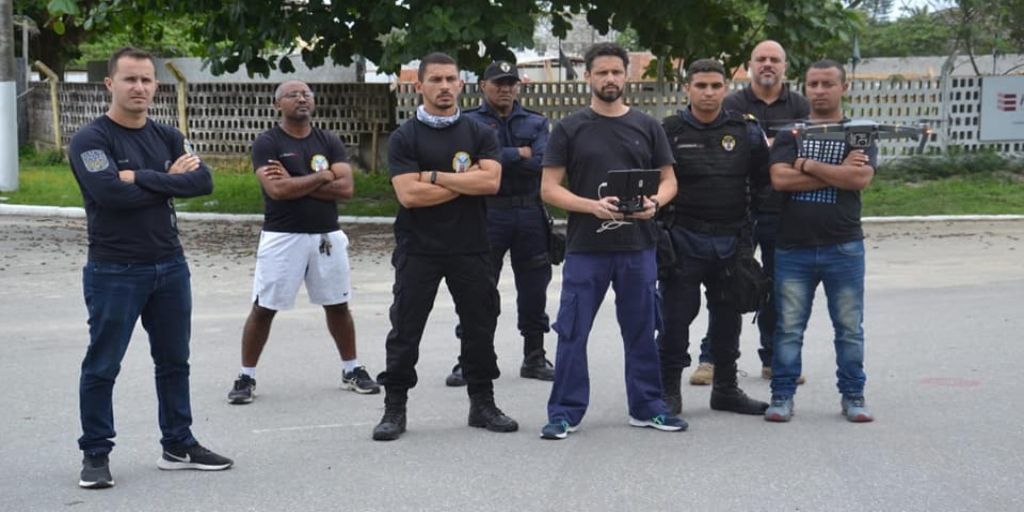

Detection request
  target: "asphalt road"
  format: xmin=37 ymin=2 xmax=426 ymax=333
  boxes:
xmin=2 ymin=215 xmax=1022 ymax=512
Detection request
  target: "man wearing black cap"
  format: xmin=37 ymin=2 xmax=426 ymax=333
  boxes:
xmin=442 ymin=61 xmax=554 ymax=386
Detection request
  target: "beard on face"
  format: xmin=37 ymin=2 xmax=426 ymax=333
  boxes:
xmin=755 ymin=73 xmax=778 ymax=88
xmin=595 ymin=85 xmax=623 ymax=103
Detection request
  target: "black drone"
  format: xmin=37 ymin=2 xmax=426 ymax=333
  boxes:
xmin=776 ymin=119 xmax=935 ymax=153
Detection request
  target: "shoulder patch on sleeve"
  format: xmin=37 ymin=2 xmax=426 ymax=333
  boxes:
xmin=80 ymin=150 xmax=110 ymax=173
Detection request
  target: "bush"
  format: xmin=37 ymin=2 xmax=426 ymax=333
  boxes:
xmin=880 ymin=151 xmax=1024 ymax=183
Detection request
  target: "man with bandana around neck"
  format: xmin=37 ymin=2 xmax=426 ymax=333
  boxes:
xmin=373 ymin=52 xmax=518 ymax=441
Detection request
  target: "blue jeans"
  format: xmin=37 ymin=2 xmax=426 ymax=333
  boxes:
xmin=78 ymin=255 xmax=197 ymax=455
xmin=770 ymin=241 xmax=867 ymax=398
xmin=547 ymin=249 xmax=668 ymax=426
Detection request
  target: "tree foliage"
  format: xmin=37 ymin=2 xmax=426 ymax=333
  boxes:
xmin=18 ymin=0 xmax=206 ymax=74
xmin=56 ymin=0 xmax=863 ymax=80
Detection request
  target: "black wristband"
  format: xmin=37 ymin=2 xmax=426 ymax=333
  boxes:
xmin=430 ymin=170 xmax=438 ymax=184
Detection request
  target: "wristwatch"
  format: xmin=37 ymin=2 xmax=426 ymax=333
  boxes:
xmin=651 ymin=197 xmax=660 ymax=215
xmin=430 ymin=170 xmax=438 ymax=184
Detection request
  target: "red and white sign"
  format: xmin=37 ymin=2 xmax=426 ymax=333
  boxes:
xmin=980 ymin=76 xmax=1024 ymax=142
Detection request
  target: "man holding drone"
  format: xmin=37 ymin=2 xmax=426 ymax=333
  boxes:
xmin=763 ymin=59 xmax=877 ymax=423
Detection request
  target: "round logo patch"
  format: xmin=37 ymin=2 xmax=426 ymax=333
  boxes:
xmin=310 ymin=154 xmax=329 ymax=173
xmin=452 ymin=151 xmax=471 ymax=173
xmin=721 ymin=135 xmax=736 ymax=152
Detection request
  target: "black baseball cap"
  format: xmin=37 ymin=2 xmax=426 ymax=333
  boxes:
xmin=483 ymin=61 xmax=519 ymax=82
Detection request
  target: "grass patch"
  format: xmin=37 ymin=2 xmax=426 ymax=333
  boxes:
xmin=2 ymin=157 xmax=399 ymax=216
xmin=5 ymin=150 xmax=1024 ymax=217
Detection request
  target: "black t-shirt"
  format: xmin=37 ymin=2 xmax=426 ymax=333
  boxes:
xmin=543 ymin=108 xmax=675 ymax=253
xmin=387 ymin=117 xmax=500 ymax=254
xmin=724 ymin=84 xmax=811 ymax=214
xmin=769 ymin=122 xmax=878 ymax=248
xmin=252 ymin=125 xmax=347 ymax=233
xmin=69 ymin=115 xmax=213 ymax=263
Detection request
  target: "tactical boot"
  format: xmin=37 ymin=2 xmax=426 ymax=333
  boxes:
xmin=661 ymin=368 xmax=683 ymax=416
xmin=373 ymin=391 xmax=408 ymax=441
xmin=520 ymin=349 xmax=555 ymax=381
xmin=710 ymin=363 xmax=768 ymax=415
xmin=468 ymin=393 xmax=519 ymax=432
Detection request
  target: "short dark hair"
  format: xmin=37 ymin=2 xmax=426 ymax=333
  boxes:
xmin=107 ymin=47 xmax=155 ymax=78
xmin=584 ymin=43 xmax=629 ymax=72
xmin=685 ymin=59 xmax=727 ymax=82
xmin=808 ymin=59 xmax=846 ymax=83
xmin=418 ymin=52 xmax=458 ymax=81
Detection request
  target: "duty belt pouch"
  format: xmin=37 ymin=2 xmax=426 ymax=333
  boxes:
xmin=655 ymin=223 xmax=677 ymax=281
xmin=655 ymin=205 xmax=678 ymax=280
xmin=722 ymin=229 xmax=771 ymax=313
xmin=546 ymin=210 xmax=566 ymax=265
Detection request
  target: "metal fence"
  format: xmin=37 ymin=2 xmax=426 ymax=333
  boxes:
xmin=26 ymin=78 xmax=1024 ymax=164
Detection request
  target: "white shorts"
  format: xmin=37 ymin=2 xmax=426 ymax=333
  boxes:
xmin=251 ymin=230 xmax=352 ymax=311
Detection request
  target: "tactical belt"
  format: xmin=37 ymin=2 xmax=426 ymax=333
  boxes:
xmin=486 ymin=195 xmax=542 ymax=208
xmin=674 ymin=215 xmax=747 ymax=236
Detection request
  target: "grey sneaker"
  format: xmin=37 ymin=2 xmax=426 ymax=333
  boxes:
xmin=764 ymin=395 xmax=794 ymax=422
xmin=628 ymin=414 xmax=688 ymax=432
xmin=841 ymin=395 xmax=875 ymax=422
xmin=228 ymin=374 xmax=255 ymax=404
xmin=540 ymin=420 xmax=579 ymax=440
xmin=157 ymin=444 xmax=233 ymax=471
xmin=342 ymin=366 xmax=381 ymax=394
xmin=79 ymin=453 xmax=114 ymax=489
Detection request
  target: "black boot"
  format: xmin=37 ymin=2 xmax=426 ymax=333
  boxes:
xmin=710 ymin=364 xmax=768 ymax=415
xmin=662 ymin=367 xmax=683 ymax=416
xmin=520 ymin=349 xmax=555 ymax=381
xmin=468 ymin=392 xmax=519 ymax=432
xmin=373 ymin=391 xmax=408 ymax=441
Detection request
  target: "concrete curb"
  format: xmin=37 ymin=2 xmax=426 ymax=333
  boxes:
xmin=1 ymin=203 xmax=1022 ymax=224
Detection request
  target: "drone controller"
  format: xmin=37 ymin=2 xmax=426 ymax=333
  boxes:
xmin=602 ymin=169 xmax=661 ymax=214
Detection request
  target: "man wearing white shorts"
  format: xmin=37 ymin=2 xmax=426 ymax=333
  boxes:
xmin=227 ymin=80 xmax=379 ymax=404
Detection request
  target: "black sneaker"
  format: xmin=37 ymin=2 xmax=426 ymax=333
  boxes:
xmin=79 ymin=453 xmax=114 ymax=489
xmin=372 ymin=405 xmax=407 ymax=441
xmin=228 ymin=374 xmax=255 ymax=404
xmin=445 ymin=364 xmax=467 ymax=387
xmin=468 ymin=395 xmax=519 ymax=432
xmin=157 ymin=444 xmax=233 ymax=471
xmin=342 ymin=366 xmax=381 ymax=394
xmin=520 ymin=350 xmax=555 ymax=381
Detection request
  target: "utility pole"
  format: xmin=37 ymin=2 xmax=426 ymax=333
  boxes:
xmin=1 ymin=0 xmax=19 ymax=191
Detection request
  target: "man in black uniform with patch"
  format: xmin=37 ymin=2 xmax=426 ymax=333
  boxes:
xmin=723 ymin=40 xmax=810 ymax=383
xmin=69 ymin=47 xmax=232 ymax=489
xmin=443 ymin=61 xmax=553 ymax=386
xmin=226 ymin=80 xmax=379 ymax=405
xmin=657 ymin=59 xmax=771 ymax=417
xmin=373 ymin=53 xmax=518 ymax=441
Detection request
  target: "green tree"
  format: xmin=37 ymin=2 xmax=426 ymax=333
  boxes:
xmin=65 ymin=0 xmax=867 ymax=80
xmin=19 ymin=0 xmax=206 ymax=74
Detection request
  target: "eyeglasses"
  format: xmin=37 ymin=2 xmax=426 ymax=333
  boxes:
xmin=281 ymin=90 xmax=315 ymax=100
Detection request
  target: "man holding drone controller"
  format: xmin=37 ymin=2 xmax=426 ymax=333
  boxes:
xmin=538 ymin=42 xmax=681 ymax=440
xmin=656 ymin=59 xmax=772 ymax=419
xmin=764 ymin=59 xmax=877 ymax=423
